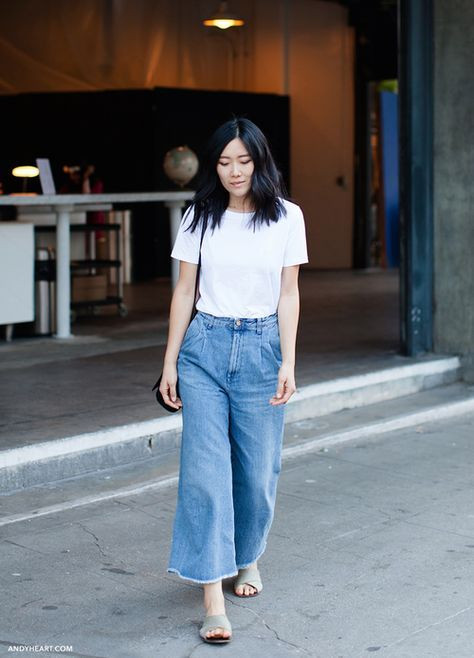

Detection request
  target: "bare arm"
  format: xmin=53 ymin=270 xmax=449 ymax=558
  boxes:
xmin=270 ymin=265 xmax=301 ymax=405
xmin=160 ymin=260 xmax=198 ymax=409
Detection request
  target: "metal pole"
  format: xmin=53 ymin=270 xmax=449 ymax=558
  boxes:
xmin=55 ymin=205 xmax=73 ymax=338
xmin=165 ymin=200 xmax=186 ymax=290
xmin=398 ymin=0 xmax=434 ymax=355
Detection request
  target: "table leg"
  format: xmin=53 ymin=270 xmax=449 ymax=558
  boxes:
xmin=165 ymin=200 xmax=186 ymax=290
xmin=55 ymin=205 xmax=73 ymax=338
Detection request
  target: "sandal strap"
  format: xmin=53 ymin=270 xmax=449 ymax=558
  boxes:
xmin=234 ymin=567 xmax=263 ymax=592
xmin=200 ymin=614 xmax=232 ymax=636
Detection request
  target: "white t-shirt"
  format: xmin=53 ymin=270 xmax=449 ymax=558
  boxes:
xmin=170 ymin=198 xmax=309 ymax=318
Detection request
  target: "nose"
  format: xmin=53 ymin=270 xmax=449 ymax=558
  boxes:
xmin=230 ymin=162 xmax=241 ymax=177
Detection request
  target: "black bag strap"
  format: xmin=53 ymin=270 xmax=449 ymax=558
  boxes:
xmin=152 ymin=213 xmax=208 ymax=399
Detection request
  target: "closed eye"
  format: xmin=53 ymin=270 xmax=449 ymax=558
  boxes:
xmin=218 ymin=159 xmax=252 ymax=166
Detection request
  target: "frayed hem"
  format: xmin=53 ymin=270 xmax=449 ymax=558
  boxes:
xmin=167 ymin=567 xmax=239 ymax=584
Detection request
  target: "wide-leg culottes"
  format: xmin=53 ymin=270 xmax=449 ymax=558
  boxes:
xmin=167 ymin=310 xmax=285 ymax=583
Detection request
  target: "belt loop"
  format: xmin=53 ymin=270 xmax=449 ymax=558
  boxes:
xmin=206 ymin=312 xmax=214 ymax=330
xmin=256 ymin=317 xmax=262 ymax=335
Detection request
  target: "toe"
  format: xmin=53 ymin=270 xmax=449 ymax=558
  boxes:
xmin=235 ymin=582 xmax=258 ymax=596
xmin=206 ymin=627 xmax=229 ymax=639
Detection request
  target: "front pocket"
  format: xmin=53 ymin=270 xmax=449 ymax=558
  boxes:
xmin=181 ymin=315 xmax=202 ymax=349
xmin=266 ymin=327 xmax=282 ymax=366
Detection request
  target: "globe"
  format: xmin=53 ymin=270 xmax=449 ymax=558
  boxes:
xmin=163 ymin=146 xmax=199 ymax=187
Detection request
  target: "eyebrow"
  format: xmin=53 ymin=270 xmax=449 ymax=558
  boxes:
xmin=219 ymin=153 xmax=250 ymax=159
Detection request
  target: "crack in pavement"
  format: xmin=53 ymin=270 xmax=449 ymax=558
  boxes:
xmin=75 ymin=523 xmax=138 ymax=574
xmin=318 ymin=451 xmax=465 ymax=484
xmin=401 ymin=518 xmax=474 ymax=540
xmin=225 ymin=595 xmax=311 ymax=655
xmin=20 ymin=598 xmax=43 ymax=608
xmin=355 ymin=604 xmax=474 ymax=657
xmin=187 ymin=639 xmax=209 ymax=657
xmin=113 ymin=501 xmax=173 ymax=524
xmin=3 ymin=538 xmax=49 ymax=555
xmin=77 ymin=523 xmax=110 ymax=561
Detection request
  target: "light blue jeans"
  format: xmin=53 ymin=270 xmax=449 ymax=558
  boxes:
xmin=167 ymin=310 xmax=285 ymax=583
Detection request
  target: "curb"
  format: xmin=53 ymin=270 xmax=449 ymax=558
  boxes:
xmin=2 ymin=392 xmax=473 ymax=527
xmin=0 ymin=356 xmax=462 ymax=491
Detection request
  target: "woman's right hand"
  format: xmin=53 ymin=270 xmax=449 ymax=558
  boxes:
xmin=159 ymin=363 xmax=182 ymax=410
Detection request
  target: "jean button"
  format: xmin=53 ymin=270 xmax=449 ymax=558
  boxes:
xmin=235 ymin=319 xmax=241 ymax=327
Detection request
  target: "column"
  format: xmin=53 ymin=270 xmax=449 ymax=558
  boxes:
xmin=55 ymin=205 xmax=73 ymax=338
xmin=165 ymin=200 xmax=185 ymax=290
xmin=398 ymin=0 xmax=434 ymax=355
xmin=433 ymin=0 xmax=474 ymax=380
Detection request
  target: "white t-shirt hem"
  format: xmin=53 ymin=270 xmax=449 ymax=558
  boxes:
xmin=283 ymin=258 xmax=309 ymax=267
xmin=171 ymin=252 xmax=199 ymax=264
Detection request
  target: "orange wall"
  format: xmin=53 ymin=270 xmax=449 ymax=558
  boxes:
xmin=253 ymin=0 xmax=354 ymax=269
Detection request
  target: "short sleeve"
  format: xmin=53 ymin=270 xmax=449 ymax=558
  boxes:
xmin=170 ymin=205 xmax=200 ymax=264
xmin=283 ymin=205 xmax=309 ymax=266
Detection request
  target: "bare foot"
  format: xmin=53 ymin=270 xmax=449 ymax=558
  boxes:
xmin=234 ymin=561 xmax=258 ymax=597
xmin=202 ymin=580 xmax=231 ymax=641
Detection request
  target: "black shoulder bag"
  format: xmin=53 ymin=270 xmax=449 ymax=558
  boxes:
xmin=152 ymin=216 xmax=207 ymax=412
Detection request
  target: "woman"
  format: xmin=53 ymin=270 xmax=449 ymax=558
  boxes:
xmin=160 ymin=117 xmax=308 ymax=644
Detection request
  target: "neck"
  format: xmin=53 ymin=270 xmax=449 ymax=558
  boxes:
xmin=228 ymin=196 xmax=254 ymax=212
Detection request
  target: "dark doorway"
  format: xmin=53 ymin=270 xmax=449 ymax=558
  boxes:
xmin=344 ymin=0 xmax=434 ymax=356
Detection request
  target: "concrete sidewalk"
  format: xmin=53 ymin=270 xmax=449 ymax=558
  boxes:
xmin=1 ymin=411 xmax=474 ymax=657
xmin=0 ymin=270 xmax=402 ymax=449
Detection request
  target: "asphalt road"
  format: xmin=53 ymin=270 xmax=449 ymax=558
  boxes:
xmin=1 ymin=411 xmax=474 ymax=658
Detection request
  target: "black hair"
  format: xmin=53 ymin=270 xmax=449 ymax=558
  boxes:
xmin=185 ymin=117 xmax=287 ymax=234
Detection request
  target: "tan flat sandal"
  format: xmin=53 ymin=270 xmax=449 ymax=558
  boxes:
xmin=199 ymin=614 xmax=232 ymax=644
xmin=233 ymin=566 xmax=263 ymax=597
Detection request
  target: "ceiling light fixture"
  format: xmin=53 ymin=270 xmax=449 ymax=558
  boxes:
xmin=203 ymin=1 xmax=244 ymax=30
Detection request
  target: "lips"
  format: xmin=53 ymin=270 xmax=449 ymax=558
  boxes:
xmin=230 ymin=181 xmax=245 ymax=187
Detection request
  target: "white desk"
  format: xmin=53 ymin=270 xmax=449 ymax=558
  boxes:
xmin=0 ymin=192 xmax=193 ymax=338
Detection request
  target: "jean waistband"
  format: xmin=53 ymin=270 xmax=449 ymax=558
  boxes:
xmin=196 ymin=310 xmax=278 ymax=333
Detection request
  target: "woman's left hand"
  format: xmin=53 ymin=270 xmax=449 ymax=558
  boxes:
xmin=269 ymin=363 xmax=296 ymax=405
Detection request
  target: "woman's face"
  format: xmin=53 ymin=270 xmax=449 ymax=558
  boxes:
xmin=216 ymin=138 xmax=254 ymax=204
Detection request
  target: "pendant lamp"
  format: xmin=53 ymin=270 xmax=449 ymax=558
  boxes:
xmin=203 ymin=1 xmax=244 ymax=29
